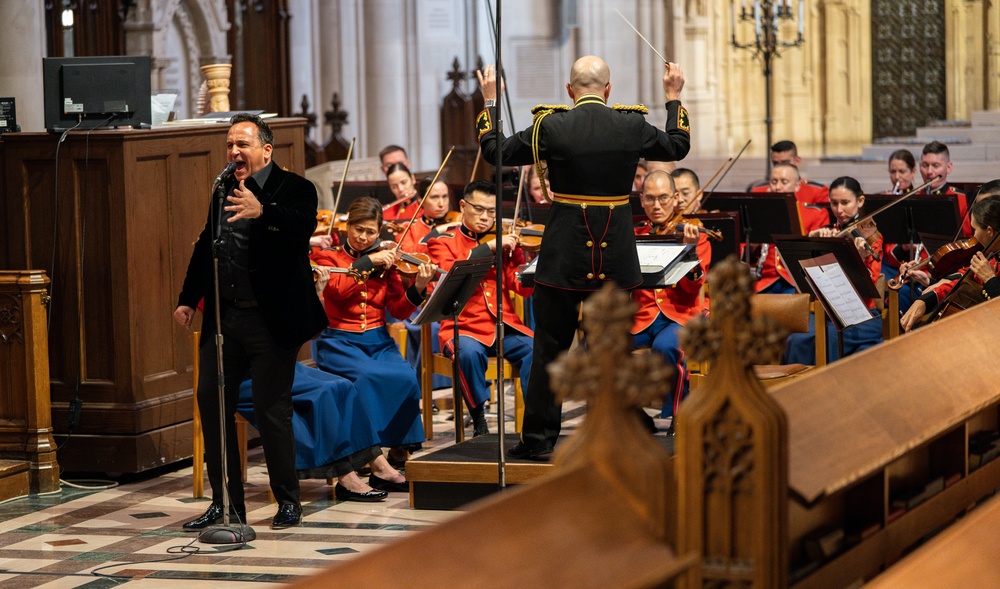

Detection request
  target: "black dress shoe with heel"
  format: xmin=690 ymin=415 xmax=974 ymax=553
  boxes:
xmin=182 ymin=503 xmax=247 ymax=531
xmin=270 ymin=503 xmax=302 ymax=529
xmin=369 ymin=474 xmax=409 ymax=493
xmin=335 ymin=484 xmax=387 ymax=503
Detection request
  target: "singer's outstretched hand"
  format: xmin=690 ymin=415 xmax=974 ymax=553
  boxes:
xmin=227 ymin=180 xmax=262 ymax=221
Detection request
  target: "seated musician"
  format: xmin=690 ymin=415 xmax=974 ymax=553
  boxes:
xmin=900 ymin=196 xmax=1000 ymax=332
xmin=236 ymin=363 xmax=408 ymax=502
xmin=891 ymin=180 xmax=1000 ymax=313
xmin=783 ymin=176 xmax=884 ymax=363
xmin=880 ymin=149 xmax=922 ymax=314
xmin=426 ymin=180 xmax=534 ymax=437
xmin=671 ymin=167 xmax=703 ymax=213
xmin=310 ymin=196 xmax=437 ymax=465
xmin=384 ymin=162 xmax=423 ymax=225
xmin=379 ymin=144 xmax=410 ymax=176
xmin=746 ymin=163 xmax=830 ymax=294
xmin=919 ymin=141 xmax=969 ymax=237
xmin=631 ymin=170 xmax=710 ymax=420
xmin=398 ymin=179 xmax=457 ymax=255
xmin=747 ymin=140 xmax=830 ymax=204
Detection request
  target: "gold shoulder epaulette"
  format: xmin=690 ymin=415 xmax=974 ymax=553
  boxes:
xmin=531 ymin=104 xmax=569 ymax=122
xmin=612 ymin=103 xmax=649 ymax=115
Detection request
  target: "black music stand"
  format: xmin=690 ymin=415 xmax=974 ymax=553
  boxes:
xmin=773 ymin=236 xmax=880 ymax=359
xmin=695 ymin=211 xmax=742 ymax=267
xmin=861 ymin=194 xmax=962 ymax=246
xmin=706 ymin=192 xmax=800 ymax=266
xmin=412 ymin=257 xmax=495 ymax=441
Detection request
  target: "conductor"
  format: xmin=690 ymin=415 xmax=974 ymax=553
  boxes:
xmin=476 ymin=56 xmax=691 ymax=459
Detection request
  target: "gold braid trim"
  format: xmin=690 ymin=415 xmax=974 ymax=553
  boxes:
xmin=531 ymin=106 xmax=567 ymax=204
xmin=612 ymin=103 xmax=649 ymax=114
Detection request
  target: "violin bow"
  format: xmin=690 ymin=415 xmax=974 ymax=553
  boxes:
xmin=393 ymin=146 xmax=455 ymax=250
xmin=508 ymin=166 xmax=528 ymax=236
xmin=836 ymin=175 xmax=942 ymax=238
xmin=328 ymin=137 xmax=356 ymax=236
xmin=699 ymin=139 xmax=751 ymax=211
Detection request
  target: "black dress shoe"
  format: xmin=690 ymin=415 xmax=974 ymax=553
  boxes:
xmin=270 ymin=503 xmax=302 ymax=529
xmin=335 ymin=483 xmax=388 ymax=502
xmin=506 ymin=441 xmax=553 ymax=461
xmin=369 ymin=474 xmax=409 ymax=493
xmin=182 ymin=503 xmax=247 ymax=530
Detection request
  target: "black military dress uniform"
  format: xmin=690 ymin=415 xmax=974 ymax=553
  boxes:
xmin=478 ymin=93 xmax=690 ymax=456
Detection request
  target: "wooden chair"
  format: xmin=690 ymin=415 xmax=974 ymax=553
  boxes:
xmin=420 ymin=293 xmax=527 ymax=442
xmin=191 ymin=330 xmax=253 ymax=499
xmin=750 ymin=293 xmax=822 ymax=386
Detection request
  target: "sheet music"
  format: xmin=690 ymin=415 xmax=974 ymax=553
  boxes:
xmin=801 ymin=261 xmax=872 ymax=328
xmin=636 ymin=243 xmax=690 ymax=272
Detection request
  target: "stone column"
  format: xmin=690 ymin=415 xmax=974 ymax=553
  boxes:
xmin=0 ymin=0 xmax=46 ymax=132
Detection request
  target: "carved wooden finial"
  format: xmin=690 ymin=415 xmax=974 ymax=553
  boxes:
xmin=446 ymin=57 xmax=466 ymax=92
xmin=550 ymin=284 xmax=673 ymax=409
xmin=547 ymin=284 xmax=675 ymax=540
xmin=675 ymin=255 xmax=789 ymax=589
xmin=296 ymin=94 xmax=318 ymax=129
xmin=324 ymin=93 xmax=349 ymax=137
xmin=681 ymin=255 xmax=786 ymax=367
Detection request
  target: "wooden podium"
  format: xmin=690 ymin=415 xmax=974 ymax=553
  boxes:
xmin=0 ymin=119 xmax=308 ymax=473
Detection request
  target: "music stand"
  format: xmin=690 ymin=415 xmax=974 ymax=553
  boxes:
xmin=773 ymin=236 xmax=880 ymax=358
xmin=861 ymin=194 xmax=962 ymax=246
xmin=695 ymin=211 xmax=742 ymax=266
xmin=412 ymin=257 xmax=495 ymax=441
xmin=706 ymin=192 xmax=800 ymax=265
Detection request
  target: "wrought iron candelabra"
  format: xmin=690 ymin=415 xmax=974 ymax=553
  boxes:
xmin=731 ymin=0 xmax=805 ymax=176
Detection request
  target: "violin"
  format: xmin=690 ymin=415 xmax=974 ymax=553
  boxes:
xmin=887 ymin=237 xmax=982 ymax=290
xmin=394 ymin=251 xmax=445 ymax=277
xmin=315 ymin=209 xmax=348 ymax=236
xmin=661 ymin=217 xmax=723 ymax=241
xmin=924 ymin=231 xmax=1000 ymax=323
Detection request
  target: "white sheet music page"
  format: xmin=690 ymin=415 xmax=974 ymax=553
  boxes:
xmin=801 ymin=258 xmax=872 ymax=328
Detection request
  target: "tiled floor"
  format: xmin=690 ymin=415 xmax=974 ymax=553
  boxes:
xmin=0 ymin=390 xmax=633 ymax=588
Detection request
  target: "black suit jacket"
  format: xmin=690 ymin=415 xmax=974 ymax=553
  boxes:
xmin=480 ymin=97 xmax=690 ymax=290
xmin=178 ymin=164 xmax=328 ymax=349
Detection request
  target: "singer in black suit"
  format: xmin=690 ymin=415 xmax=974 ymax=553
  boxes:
xmin=174 ymin=113 xmax=328 ymax=530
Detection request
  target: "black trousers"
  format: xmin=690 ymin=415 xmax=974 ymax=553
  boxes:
xmin=520 ymin=284 xmax=591 ymax=450
xmin=197 ymin=303 xmax=300 ymax=508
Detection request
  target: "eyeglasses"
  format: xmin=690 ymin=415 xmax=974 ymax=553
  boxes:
xmin=464 ymin=201 xmax=497 ymax=217
xmin=640 ymin=194 xmax=675 ymax=206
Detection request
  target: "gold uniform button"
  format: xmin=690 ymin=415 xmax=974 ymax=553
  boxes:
xmin=598 ymin=273 xmax=606 ymax=280
xmin=361 ymin=291 xmax=367 ymax=298
xmin=360 ymin=324 xmax=366 ymax=330
xmin=608 ymin=204 xmax=615 ymax=210
xmin=360 ymin=313 xmax=365 ymax=320
xmin=485 ymin=291 xmax=491 ymax=297
xmin=586 ymin=240 xmax=594 ymax=247
xmin=359 ymin=302 xmax=366 ymax=308
xmin=581 ymin=203 xmax=587 ymax=209
xmin=656 ymin=298 xmax=662 ymax=303
xmin=586 ymin=272 xmax=595 ymax=279
xmin=600 ymin=242 xmax=608 ymax=248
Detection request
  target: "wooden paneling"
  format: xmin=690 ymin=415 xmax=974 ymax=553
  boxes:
xmin=1 ymin=119 xmax=307 ymax=473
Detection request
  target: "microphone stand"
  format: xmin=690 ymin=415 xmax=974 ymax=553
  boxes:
xmin=199 ymin=174 xmax=256 ymax=545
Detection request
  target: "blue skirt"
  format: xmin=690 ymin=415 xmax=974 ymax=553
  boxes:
xmin=237 ymin=363 xmax=380 ymax=474
xmin=314 ymin=327 xmax=426 ymax=448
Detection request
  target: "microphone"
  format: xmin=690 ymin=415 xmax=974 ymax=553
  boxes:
xmin=214 ymin=162 xmax=238 ymax=186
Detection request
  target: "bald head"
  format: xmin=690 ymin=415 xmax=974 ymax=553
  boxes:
xmin=569 ymin=56 xmax=611 ymax=94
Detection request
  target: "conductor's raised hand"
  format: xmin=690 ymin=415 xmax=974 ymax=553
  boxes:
xmin=663 ymin=62 xmax=685 ymax=102
xmin=476 ymin=65 xmax=504 ymax=102
xmin=227 ymin=180 xmax=263 ymax=221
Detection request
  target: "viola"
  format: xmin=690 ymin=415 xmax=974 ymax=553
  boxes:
xmin=887 ymin=237 xmax=982 ymax=290
xmin=655 ymin=217 xmax=723 ymax=241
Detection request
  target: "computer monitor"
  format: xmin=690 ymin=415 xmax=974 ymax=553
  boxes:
xmin=43 ymin=55 xmax=152 ymax=132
